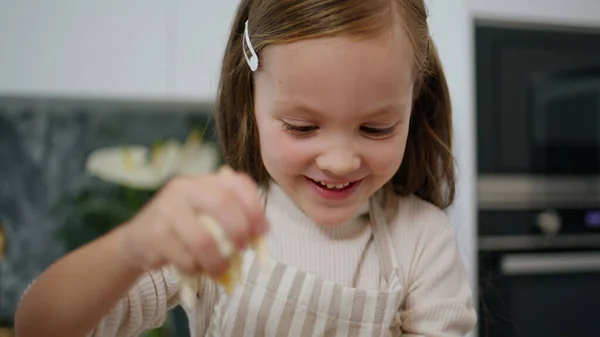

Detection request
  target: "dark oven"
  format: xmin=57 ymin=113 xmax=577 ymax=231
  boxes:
xmin=478 ymin=206 xmax=600 ymax=337
xmin=476 ymin=22 xmax=600 ymax=337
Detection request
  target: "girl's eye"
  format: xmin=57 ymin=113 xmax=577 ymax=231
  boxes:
xmin=360 ymin=126 xmax=396 ymax=138
xmin=281 ymin=122 xmax=397 ymax=138
xmin=281 ymin=122 xmax=318 ymax=134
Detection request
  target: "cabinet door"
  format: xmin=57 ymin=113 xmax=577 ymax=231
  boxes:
xmin=168 ymin=0 xmax=240 ymax=101
xmin=0 ymin=0 xmax=168 ymax=98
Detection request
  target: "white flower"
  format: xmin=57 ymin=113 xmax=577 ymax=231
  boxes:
xmin=85 ymin=131 xmax=220 ymax=190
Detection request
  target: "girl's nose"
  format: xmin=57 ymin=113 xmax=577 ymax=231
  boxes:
xmin=315 ymin=148 xmax=361 ymax=177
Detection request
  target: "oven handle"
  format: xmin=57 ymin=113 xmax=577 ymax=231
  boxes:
xmin=501 ymin=252 xmax=600 ymax=275
xmin=479 ymin=234 xmax=600 ymax=251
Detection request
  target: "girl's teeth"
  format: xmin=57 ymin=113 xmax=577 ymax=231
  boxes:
xmin=315 ymin=180 xmax=351 ymax=189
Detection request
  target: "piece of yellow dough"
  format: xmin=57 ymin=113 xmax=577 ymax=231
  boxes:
xmin=177 ymin=166 xmax=268 ymax=309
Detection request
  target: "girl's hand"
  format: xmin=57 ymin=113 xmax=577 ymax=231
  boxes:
xmin=116 ymin=169 xmax=269 ymax=278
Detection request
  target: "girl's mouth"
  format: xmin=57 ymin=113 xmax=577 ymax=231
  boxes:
xmin=305 ymin=177 xmax=363 ymax=200
xmin=308 ymin=178 xmax=357 ymax=191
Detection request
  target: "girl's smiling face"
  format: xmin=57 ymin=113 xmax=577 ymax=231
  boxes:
xmin=254 ymin=26 xmax=415 ymax=225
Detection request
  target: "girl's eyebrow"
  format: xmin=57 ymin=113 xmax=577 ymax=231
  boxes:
xmin=272 ymin=100 xmax=406 ymax=119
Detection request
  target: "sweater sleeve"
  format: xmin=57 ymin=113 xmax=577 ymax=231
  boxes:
xmin=86 ymin=267 xmax=180 ymax=337
xmin=87 ymin=266 xmax=220 ymax=337
xmin=395 ymin=199 xmax=477 ymax=337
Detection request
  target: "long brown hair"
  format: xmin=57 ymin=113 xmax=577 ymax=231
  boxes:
xmin=216 ymin=0 xmax=455 ymax=209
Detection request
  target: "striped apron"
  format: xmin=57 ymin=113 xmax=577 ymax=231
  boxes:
xmin=203 ymin=197 xmax=404 ymax=336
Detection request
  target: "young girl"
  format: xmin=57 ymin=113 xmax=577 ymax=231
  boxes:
xmin=15 ymin=0 xmax=477 ymax=336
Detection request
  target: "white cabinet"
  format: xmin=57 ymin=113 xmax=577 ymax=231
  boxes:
xmin=0 ymin=0 xmax=242 ymax=101
xmin=168 ymin=0 xmax=240 ymax=101
xmin=0 ymin=0 xmax=169 ymax=99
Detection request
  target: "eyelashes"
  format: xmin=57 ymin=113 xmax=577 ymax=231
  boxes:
xmin=280 ymin=122 xmax=397 ymax=139
xmin=360 ymin=126 xmax=396 ymax=136
xmin=281 ymin=123 xmax=318 ymax=133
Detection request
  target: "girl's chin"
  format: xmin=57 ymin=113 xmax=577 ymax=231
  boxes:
xmin=304 ymin=207 xmax=360 ymax=226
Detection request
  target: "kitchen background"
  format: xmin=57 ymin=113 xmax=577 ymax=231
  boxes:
xmin=0 ymin=1 xmax=599 ymax=337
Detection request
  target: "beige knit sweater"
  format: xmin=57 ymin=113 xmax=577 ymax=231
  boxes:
xmin=87 ymin=184 xmax=477 ymax=336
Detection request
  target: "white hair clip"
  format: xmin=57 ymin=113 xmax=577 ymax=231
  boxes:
xmin=243 ymin=20 xmax=259 ymax=71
